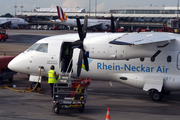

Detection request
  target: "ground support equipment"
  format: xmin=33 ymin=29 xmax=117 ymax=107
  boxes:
xmin=52 ymin=77 xmax=91 ymax=114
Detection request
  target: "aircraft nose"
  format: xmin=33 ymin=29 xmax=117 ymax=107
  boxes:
xmin=8 ymin=53 xmax=27 ymax=73
xmin=8 ymin=57 xmax=20 ymax=72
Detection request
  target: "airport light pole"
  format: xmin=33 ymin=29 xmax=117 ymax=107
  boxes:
xmin=177 ymin=0 xmax=179 ymax=29
xmin=20 ymin=2 xmax=24 ymax=16
xmin=95 ymin=0 xmax=97 ymax=17
xmin=14 ymin=2 xmax=17 ymax=17
xmin=89 ymin=0 xmax=91 ymax=16
xmin=177 ymin=0 xmax=179 ymax=19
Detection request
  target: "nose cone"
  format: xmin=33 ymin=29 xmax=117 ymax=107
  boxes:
xmin=8 ymin=56 xmax=20 ymax=72
xmin=8 ymin=58 xmax=18 ymax=72
xmin=8 ymin=53 xmax=28 ymax=73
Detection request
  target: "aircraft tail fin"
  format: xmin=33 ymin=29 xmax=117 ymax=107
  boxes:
xmin=56 ymin=6 xmax=68 ymax=21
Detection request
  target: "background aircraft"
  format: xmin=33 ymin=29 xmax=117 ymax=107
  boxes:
xmin=54 ymin=6 xmax=111 ymax=31
xmin=0 ymin=17 xmax=28 ymax=28
xmin=8 ymin=15 xmax=180 ymax=101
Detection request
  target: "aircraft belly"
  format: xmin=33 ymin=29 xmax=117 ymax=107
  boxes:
xmin=163 ymin=76 xmax=180 ymax=91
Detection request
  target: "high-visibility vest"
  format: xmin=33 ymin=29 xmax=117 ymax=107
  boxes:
xmin=48 ymin=70 xmax=57 ymax=83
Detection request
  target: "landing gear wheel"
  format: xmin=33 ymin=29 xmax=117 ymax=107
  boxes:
xmin=150 ymin=90 xmax=163 ymax=101
xmin=78 ymin=104 xmax=85 ymax=113
xmin=30 ymin=82 xmax=41 ymax=90
xmin=54 ymin=104 xmax=60 ymax=114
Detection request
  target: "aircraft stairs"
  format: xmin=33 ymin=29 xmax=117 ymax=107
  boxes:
xmin=58 ymin=59 xmax=73 ymax=87
xmin=53 ymin=59 xmax=91 ymax=113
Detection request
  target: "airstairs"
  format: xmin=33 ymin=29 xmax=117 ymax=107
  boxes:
xmin=52 ymin=59 xmax=91 ymax=114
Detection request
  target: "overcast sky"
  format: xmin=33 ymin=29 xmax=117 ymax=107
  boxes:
xmin=0 ymin=0 xmax=179 ymax=16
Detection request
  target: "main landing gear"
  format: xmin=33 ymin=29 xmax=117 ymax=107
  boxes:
xmin=148 ymin=89 xmax=163 ymax=101
xmin=148 ymin=89 xmax=172 ymax=101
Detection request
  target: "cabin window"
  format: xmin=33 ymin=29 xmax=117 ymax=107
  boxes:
xmin=151 ymin=57 xmax=155 ymax=62
xmin=167 ymin=56 xmax=171 ymax=63
xmin=27 ymin=43 xmax=40 ymax=51
xmin=140 ymin=58 xmax=144 ymax=62
xmin=35 ymin=43 xmax=48 ymax=53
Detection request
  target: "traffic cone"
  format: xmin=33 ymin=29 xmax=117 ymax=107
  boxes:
xmin=105 ymin=108 xmax=111 ymax=120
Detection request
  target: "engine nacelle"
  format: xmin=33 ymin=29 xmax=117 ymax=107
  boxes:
xmin=100 ymin=25 xmax=108 ymax=31
xmin=9 ymin=24 xmax=18 ymax=28
xmin=84 ymin=33 xmax=157 ymax=60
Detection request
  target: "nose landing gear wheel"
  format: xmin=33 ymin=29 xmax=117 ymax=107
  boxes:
xmin=30 ymin=82 xmax=41 ymax=91
xmin=150 ymin=90 xmax=163 ymax=101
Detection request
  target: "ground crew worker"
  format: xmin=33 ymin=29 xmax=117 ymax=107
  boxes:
xmin=47 ymin=65 xmax=59 ymax=97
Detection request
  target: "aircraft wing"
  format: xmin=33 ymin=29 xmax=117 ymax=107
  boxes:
xmin=109 ymin=33 xmax=175 ymax=45
xmin=0 ymin=21 xmax=11 ymax=26
xmin=87 ymin=23 xmax=102 ymax=28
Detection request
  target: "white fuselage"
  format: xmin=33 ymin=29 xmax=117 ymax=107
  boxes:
xmin=8 ymin=32 xmax=180 ymax=93
xmin=0 ymin=17 xmax=28 ymax=28
xmin=56 ymin=18 xmax=111 ymax=30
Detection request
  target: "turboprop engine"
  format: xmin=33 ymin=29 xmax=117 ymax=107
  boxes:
xmin=83 ymin=33 xmax=161 ymax=60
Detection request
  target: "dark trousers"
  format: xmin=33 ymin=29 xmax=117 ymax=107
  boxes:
xmin=49 ymin=83 xmax=54 ymax=97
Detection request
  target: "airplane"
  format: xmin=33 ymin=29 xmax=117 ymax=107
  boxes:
xmin=8 ymin=15 xmax=180 ymax=101
xmin=54 ymin=6 xmax=111 ymax=31
xmin=0 ymin=17 xmax=28 ymax=28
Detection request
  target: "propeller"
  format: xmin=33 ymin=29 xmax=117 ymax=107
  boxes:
xmin=72 ymin=15 xmax=89 ymax=77
xmin=110 ymin=14 xmax=119 ymax=32
xmin=115 ymin=18 xmax=119 ymax=32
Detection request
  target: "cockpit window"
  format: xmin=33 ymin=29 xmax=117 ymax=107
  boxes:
xmin=35 ymin=43 xmax=48 ymax=53
xmin=27 ymin=43 xmax=40 ymax=51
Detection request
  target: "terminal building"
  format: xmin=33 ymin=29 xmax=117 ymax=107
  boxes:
xmin=17 ymin=6 xmax=180 ymax=30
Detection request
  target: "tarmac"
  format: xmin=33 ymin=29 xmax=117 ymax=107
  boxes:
xmin=0 ymin=29 xmax=180 ymax=120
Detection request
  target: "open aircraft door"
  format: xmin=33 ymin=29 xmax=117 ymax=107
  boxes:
xmin=177 ymin=52 xmax=180 ymax=70
xmin=47 ymin=42 xmax=63 ymax=75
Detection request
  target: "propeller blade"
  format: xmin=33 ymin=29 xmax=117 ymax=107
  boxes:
xmin=74 ymin=15 xmax=89 ymax=77
xmin=71 ymin=40 xmax=83 ymax=49
xmin=82 ymin=15 xmax=88 ymax=39
xmin=83 ymin=50 xmax=89 ymax=71
xmin=111 ymin=14 xmax=115 ymax=33
xmin=77 ymin=49 xmax=83 ymax=77
xmin=76 ymin=16 xmax=83 ymax=40
xmin=115 ymin=18 xmax=119 ymax=32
